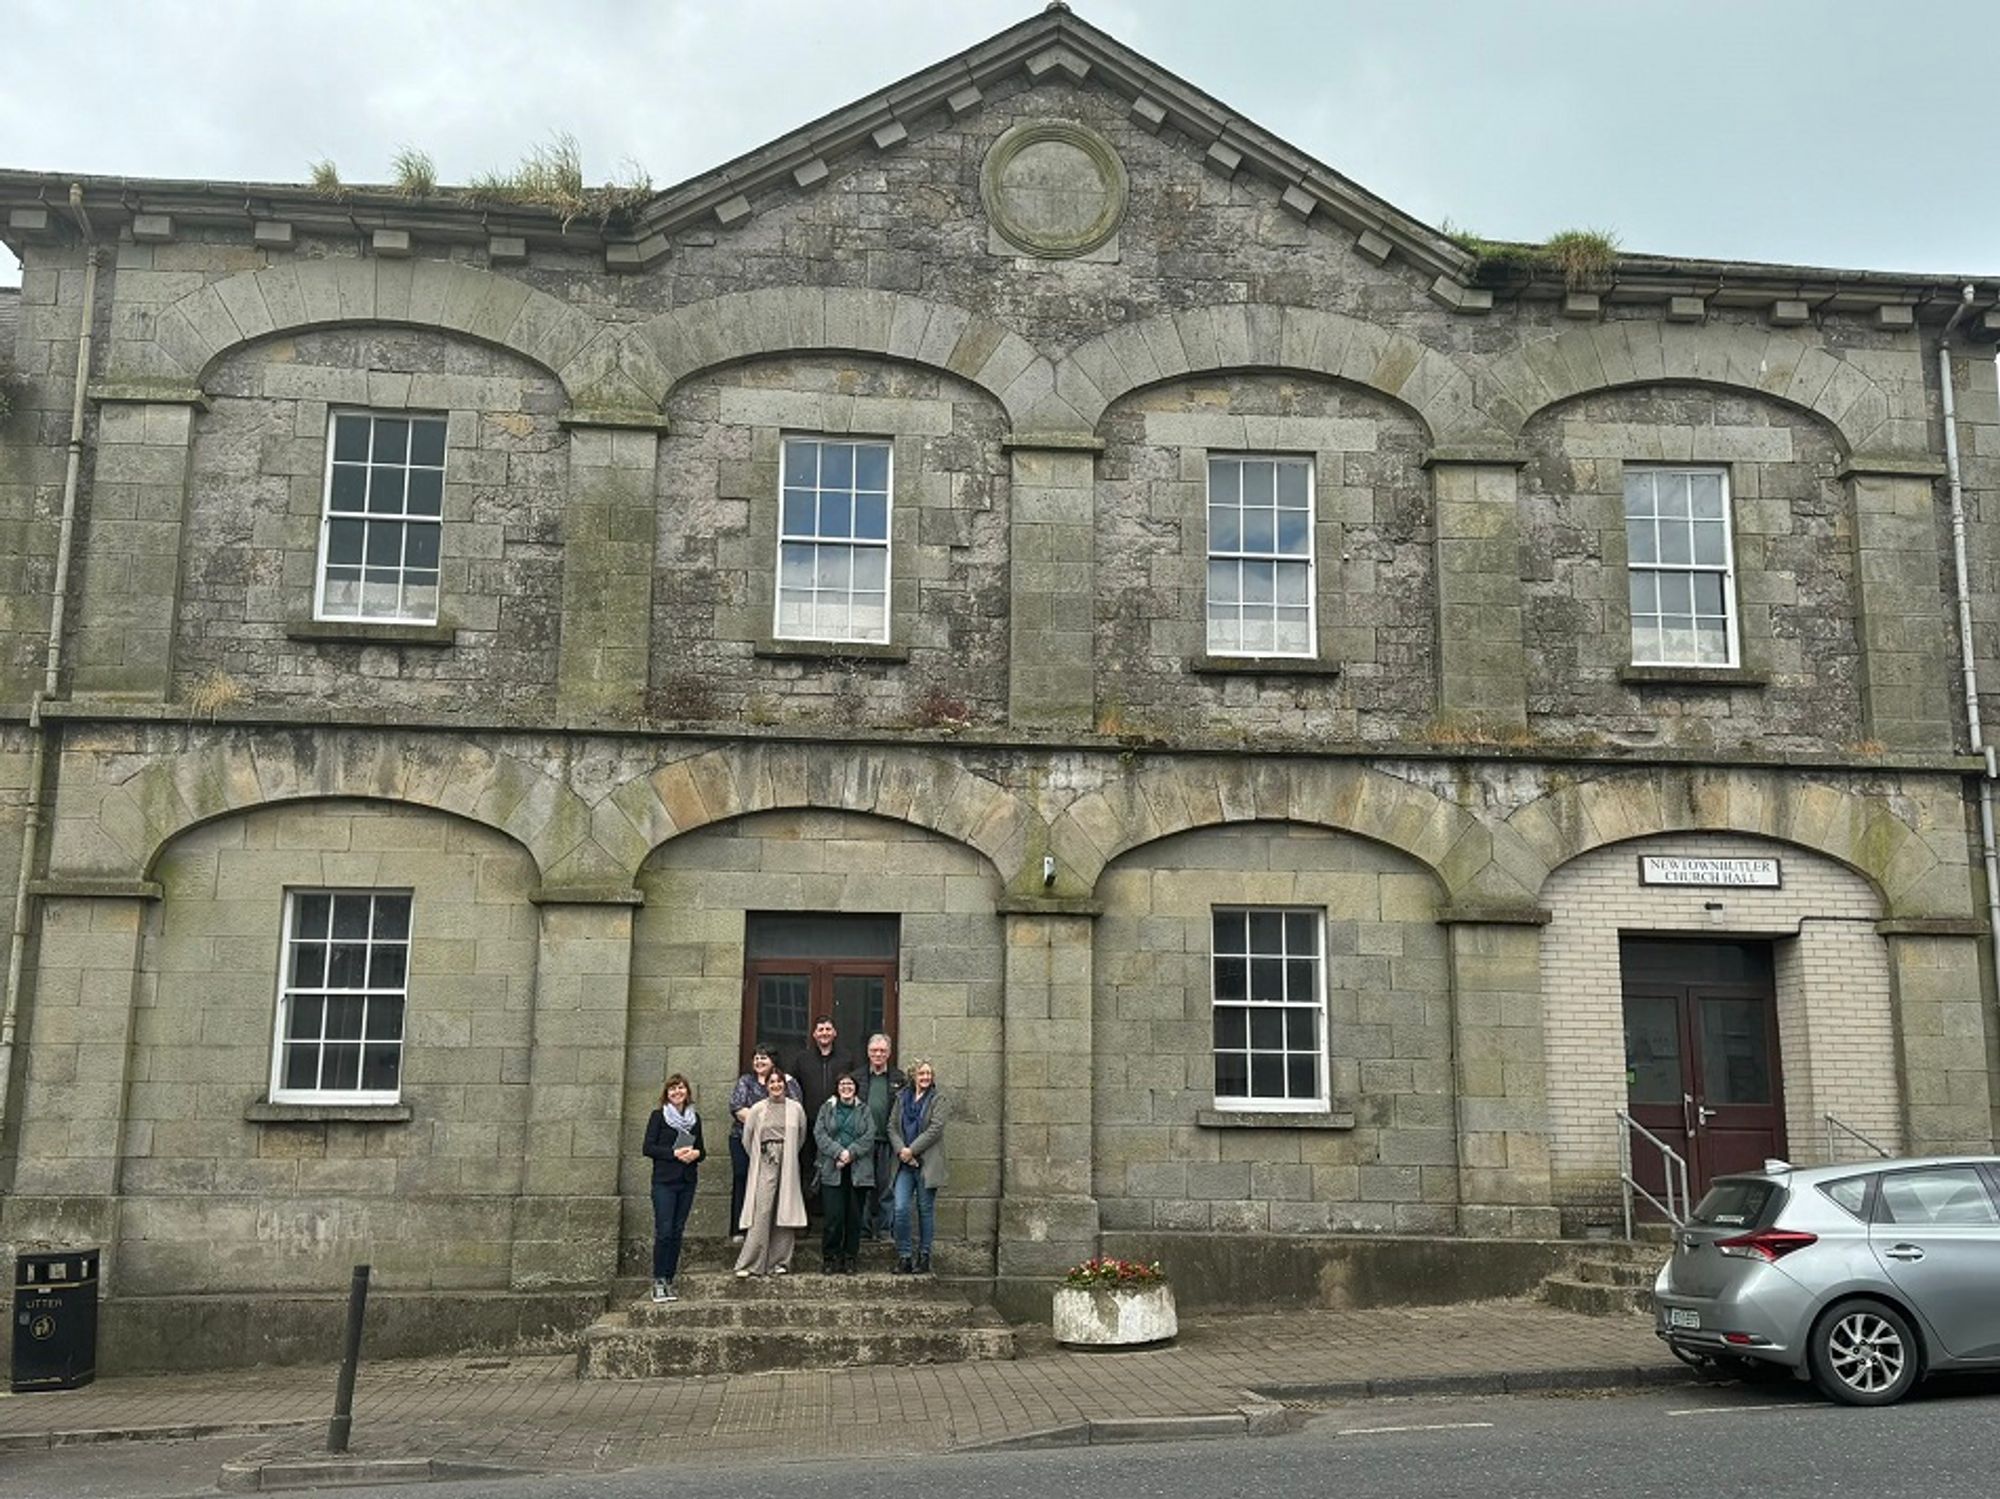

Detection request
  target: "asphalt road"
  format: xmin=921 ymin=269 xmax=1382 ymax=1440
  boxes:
xmin=5 ymin=1374 xmax=1998 ymax=1499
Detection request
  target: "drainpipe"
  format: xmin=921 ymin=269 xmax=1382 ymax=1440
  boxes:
xmin=1935 ymin=285 xmax=2000 ymax=1013
xmin=0 ymin=185 xmax=99 ymax=1139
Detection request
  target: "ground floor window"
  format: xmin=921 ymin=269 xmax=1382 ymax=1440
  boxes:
xmin=270 ymin=890 xmax=411 ymax=1104
xmin=1211 ymin=907 xmax=1326 ymax=1109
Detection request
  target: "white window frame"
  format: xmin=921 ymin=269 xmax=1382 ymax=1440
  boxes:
xmin=1623 ymin=465 xmax=1740 ymax=669
xmin=269 ymin=889 xmax=413 ymax=1106
xmin=314 ymin=409 xmax=447 ymax=625
xmin=1205 ymin=453 xmax=1316 ymax=659
xmin=773 ymin=434 xmax=894 ymax=645
xmin=1209 ymin=906 xmax=1329 ymax=1113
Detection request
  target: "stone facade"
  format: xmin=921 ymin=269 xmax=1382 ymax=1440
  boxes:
xmin=1 ymin=9 xmax=1997 ymax=1368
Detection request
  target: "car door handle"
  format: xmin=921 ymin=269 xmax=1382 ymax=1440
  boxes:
xmin=1883 ymin=1244 xmax=1925 ymax=1262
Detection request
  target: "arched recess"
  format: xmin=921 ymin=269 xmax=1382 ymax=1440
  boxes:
xmin=56 ymin=730 xmax=601 ymax=887
xmin=1482 ymin=321 xmax=1918 ymax=458
xmin=640 ymin=288 xmax=1053 ymax=430
xmin=1505 ymin=766 xmax=1974 ymax=920
xmin=149 ymin=258 xmax=665 ymax=408
xmin=596 ymin=742 xmax=1034 ymax=889
xmin=624 ymin=805 xmax=1008 ymax=1267
xmin=1055 ymin=304 xmax=1499 ymax=447
xmin=1052 ymin=757 xmax=1539 ymax=908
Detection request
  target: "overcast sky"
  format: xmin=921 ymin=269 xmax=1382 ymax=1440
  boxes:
xmin=3 ymin=0 xmax=1996 ymax=290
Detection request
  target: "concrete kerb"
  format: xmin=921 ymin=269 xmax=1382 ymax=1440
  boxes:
xmin=0 ymin=1417 xmax=316 ymax=1452
xmin=217 ymin=1456 xmax=530 ymax=1492
xmin=955 ymin=1403 xmax=1304 ymax=1453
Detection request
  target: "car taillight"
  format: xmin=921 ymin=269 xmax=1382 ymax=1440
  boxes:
xmin=1714 ymin=1229 xmax=1817 ymax=1262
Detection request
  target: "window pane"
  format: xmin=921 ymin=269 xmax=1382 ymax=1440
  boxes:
xmin=1243 ymin=508 xmax=1276 ymax=554
xmin=815 ymin=546 xmax=852 ymax=591
xmin=853 ymin=443 xmax=889 ymax=492
xmin=328 ymin=943 xmax=368 ymax=989
xmin=1275 ymin=562 xmax=1309 ymax=605
xmin=283 ymin=1044 xmax=320 ymax=1090
xmin=1215 ymin=1052 xmax=1249 ymax=1098
xmin=369 ymin=946 xmax=407 ymax=990
xmin=1207 ymin=607 xmax=1240 ymax=653
xmin=1208 ymin=559 xmax=1240 ymax=605
xmin=327 ymin=518 xmax=365 ymax=566
xmin=405 ymin=523 xmax=440 ymax=570
xmin=1286 ymin=1054 xmax=1318 ymax=1099
xmin=1276 ymin=508 xmax=1309 ymax=554
xmin=322 ymin=1045 xmax=361 ymax=1092
xmin=1692 ymin=573 xmax=1725 ymax=616
xmin=782 ymin=489 xmax=815 ymax=536
xmin=290 ymin=942 xmax=326 ymax=989
xmin=1277 ymin=461 xmax=1309 ymax=507
xmin=1242 ymin=560 xmax=1275 ymax=604
xmin=1208 ymin=459 xmax=1239 ymax=505
xmin=1623 ymin=473 xmax=1656 ymax=517
xmin=406 ymin=469 xmax=444 ymax=518
xmin=1657 ymin=475 xmax=1690 ymax=518
xmin=1249 ymin=1008 xmax=1284 ymax=1049
xmin=371 ymin=418 xmax=409 ymax=464
xmin=1273 ymin=611 xmax=1311 ymax=655
xmin=1631 ymin=622 xmax=1662 ymax=662
xmin=1659 ymin=519 xmax=1692 ymax=566
xmin=1249 ymin=1054 xmax=1285 ymax=1098
xmin=1286 ymin=1008 xmax=1318 ymax=1049
xmin=780 ymin=543 xmax=814 ymax=590
xmin=1696 ymin=621 xmax=1730 ymax=664
xmin=1285 ymin=912 xmax=1317 ymax=952
xmin=361 ymin=1044 xmax=401 ymax=1091
xmin=332 ymin=415 xmax=370 ymax=463
xmin=330 ymin=465 xmax=367 ymax=510
xmin=365 ymin=521 xmax=404 ymax=567
xmin=1629 ymin=570 xmax=1658 ymax=614
xmin=368 ymin=467 xmax=406 ymax=514
xmin=1626 ymin=519 xmax=1657 ymax=565
xmin=1209 ymin=504 xmax=1241 ymax=552
xmin=1213 ymin=1007 xmax=1247 ymax=1049
xmin=408 ymin=419 xmax=447 ymax=468
xmin=1287 ymin=958 xmax=1316 ymax=1000
xmin=783 ymin=439 xmax=819 ymax=486
xmin=1249 ymin=957 xmax=1283 ymax=1002
xmin=821 ymin=443 xmax=854 ymax=489
xmin=1693 ymin=521 xmax=1727 ymax=567
xmin=851 ymin=595 xmax=888 ymax=642
xmin=1247 ymin=911 xmax=1282 ymax=952
xmin=1213 ymin=910 xmax=1247 ymax=953
xmin=294 ymin=893 xmax=331 ymax=937
xmin=852 ymin=547 xmax=888 ymax=593
xmin=332 ymin=896 xmax=372 ymax=940
xmin=324 ymin=995 xmax=365 ymax=1040
xmin=1242 ymin=461 xmax=1275 ymax=506
xmin=286 ymin=994 xmax=324 ymax=1039
xmin=364 ymin=995 xmax=405 ymax=1040
xmin=1659 ymin=572 xmax=1693 ymax=615
xmin=1689 ymin=471 xmax=1724 ymax=518
xmin=819 ymin=489 xmax=852 ymax=540
xmin=853 ymin=492 xmax=888 ymax=542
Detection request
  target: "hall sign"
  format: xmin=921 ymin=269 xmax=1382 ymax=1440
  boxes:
xmin=1639 ymin=856 xmax=1782 ymax=889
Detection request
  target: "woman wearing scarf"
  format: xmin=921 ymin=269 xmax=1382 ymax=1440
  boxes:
xmin=734 ymin=1066 xmax=808 ymax=1278
xmin=641 ymin=1073 xmax=706 ymax=1303
xmin=727 ymin=1044 xmax=800 ymax=1242
xmin=813 ymin=1073 xmax=875 ymax=1274
xmin=888 ymin=1059 xmax=948 ymax=1275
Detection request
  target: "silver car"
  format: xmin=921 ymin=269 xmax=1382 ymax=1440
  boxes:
xmin=1653 ymin=1155 xmax=2000 ymax=1405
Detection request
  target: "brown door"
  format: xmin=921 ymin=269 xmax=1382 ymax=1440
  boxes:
xmin=741 ymin=913 xmax=898 ymax=1070
xmin=1621 ymin=938 xmax=1785 ymax=1208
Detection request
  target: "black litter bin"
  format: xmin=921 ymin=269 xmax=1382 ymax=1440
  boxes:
xmin=12 ymin=1249 xmax=99 ymax=1392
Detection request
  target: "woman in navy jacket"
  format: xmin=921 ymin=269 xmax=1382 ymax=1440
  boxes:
xmin=642 ymin=1073 xmax=706 ymax=1302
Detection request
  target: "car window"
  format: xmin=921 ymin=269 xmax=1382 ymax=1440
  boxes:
xmin=1877 ymin=1167 xmax=2000 ymax=1227
xmin=1692 ymin=1178 xmax=1779 ymax=1228
xmin=1819 ymin=1175 xmax=1872 ymax=1220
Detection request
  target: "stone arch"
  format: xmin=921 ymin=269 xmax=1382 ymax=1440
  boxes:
xmin=150 ymin=258 xmax=664 ymax=408
xmin=640 ymin=288 xmax=1052 ymax=429
xmin=1056 ymin=304 xmax=1498 ymax=447
xmin=1054 ymin=758 xmax=1537 ymax=907
xmin=1482 ymin=322 xmax=1917 ymax=458
xmin=70 ymin=730 xmax=601 ymax=886
xmin=1507 ymin=767 xmax=1972 ymax=920
xmin=597 ymin=742 xmax=1035 ymax=886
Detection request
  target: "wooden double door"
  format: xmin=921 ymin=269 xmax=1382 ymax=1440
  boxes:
xmin=739 ymin=912 xmax=898 ymax=1069
xmin=1621 ymin=937 xmax=1787 ymax=1205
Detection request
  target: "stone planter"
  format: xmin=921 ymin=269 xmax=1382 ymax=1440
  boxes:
xmin=1052 ymin=1283 xmax=1177 ymax=1348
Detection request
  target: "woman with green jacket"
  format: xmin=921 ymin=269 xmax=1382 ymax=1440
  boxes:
xmin=813 ymin=1073 xmax=875 ymax=1274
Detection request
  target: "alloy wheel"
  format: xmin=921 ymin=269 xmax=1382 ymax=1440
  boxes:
xmin=1826 ymin=1311 xmax=1906 ymax=1395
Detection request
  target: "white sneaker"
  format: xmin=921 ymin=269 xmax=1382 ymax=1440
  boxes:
xmin=663 ymin=1284 xmax=679 ymax=1303
xmin=651 ymin=1279 xmax=668 ymax=1303
xmin=735 ymin=1268 xmax=752 ymax=1279
xmin=773 ymin=1264 xmax=788 ymax=1275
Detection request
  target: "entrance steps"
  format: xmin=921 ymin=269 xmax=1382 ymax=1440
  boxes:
xmin=580 ymin=1240 xmax=1015 ymax=1378
xmin=1539 ymin=1239 xmax=1667 ymax=1318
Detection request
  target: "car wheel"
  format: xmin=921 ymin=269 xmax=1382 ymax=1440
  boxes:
xmin=1808 ymin=1300 xmax=1920 ymax=1406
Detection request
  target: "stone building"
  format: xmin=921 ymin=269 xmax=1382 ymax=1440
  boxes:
xmin=2 ymin=8 xmax=1999 ymax=1368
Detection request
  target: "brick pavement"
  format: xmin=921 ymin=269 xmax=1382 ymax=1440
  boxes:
xmin=0 ymin=1300 xmax=1675 ymax=1477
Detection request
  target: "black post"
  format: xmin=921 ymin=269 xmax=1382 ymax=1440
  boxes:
xmin=326 ymin=1263 xmax=371 ymax=1454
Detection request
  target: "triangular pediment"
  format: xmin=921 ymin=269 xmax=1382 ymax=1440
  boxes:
xmin=611 ymin=6 xmax=1477 ymax=291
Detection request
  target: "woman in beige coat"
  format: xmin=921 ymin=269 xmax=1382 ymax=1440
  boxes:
xmin=734 ymin=1066 xmax=808 ymax=1277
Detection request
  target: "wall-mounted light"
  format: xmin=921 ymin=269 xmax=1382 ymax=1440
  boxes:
xmin=1042 ymin=855 xmax=1057 ymax=887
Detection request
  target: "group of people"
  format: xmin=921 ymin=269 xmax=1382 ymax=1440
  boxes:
xmin=639 ymin=1018 xmax=947 ymax=1303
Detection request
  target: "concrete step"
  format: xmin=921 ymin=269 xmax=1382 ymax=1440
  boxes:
xmin=623 ymin=1295 xmax=985 ymax=1330
xmin=580 ymin=1316 xmax=1015 ymax=1378
xmin=620 ymin=1270 xmax=968 ymax=1303
xmin=1577 ymin=1258 xmax=1662 ymax=1287
xmin=1542 ymin=1275 xmax=1653 ymax=1317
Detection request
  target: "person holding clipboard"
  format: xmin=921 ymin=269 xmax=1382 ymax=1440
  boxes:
xmin=642 ymin=1073 xmax=706 ymax=1303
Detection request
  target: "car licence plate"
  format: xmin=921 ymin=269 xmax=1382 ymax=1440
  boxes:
xmin=1667 ymin=1308 xmax=1701 ymax=1330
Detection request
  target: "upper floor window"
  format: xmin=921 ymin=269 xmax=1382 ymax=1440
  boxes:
xmin=317 ymin=412 xmax=445 ymax=624
xmin=1211 ymin=907 xmax=1327 ymax=1111
xmin=1625 ymin=467 xmax=1737 ymax=668
xmin=1207 ymin=455 xmax=1314 ymax=657
xmin=270 ymin=890 xmax=411 ymax=1105
xmin=776 ymin=436 xmax=891 ymax=644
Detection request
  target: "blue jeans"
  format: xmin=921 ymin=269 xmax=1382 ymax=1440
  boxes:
xmin=892 ymin=1169 xmax=936 ymax=1260
xmin=651 ymin=1180 xmax=696 ymax=1280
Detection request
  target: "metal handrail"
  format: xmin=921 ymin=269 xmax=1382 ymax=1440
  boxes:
xmin=1823 ymin=1113 xmax=1893 ymax=1162
xmin=1616 ymin=1109 xmax=1693 ymax=1239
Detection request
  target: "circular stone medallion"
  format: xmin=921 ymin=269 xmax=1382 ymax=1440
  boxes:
xmin=982 ymin=122 xmax=1128 ymax=258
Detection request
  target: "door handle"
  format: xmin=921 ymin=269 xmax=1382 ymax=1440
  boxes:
xmin=1683 ymin=1093 xmax=1695 ymax=1133
xmin=1883 ymin=1244 xmax=1925 ymax=1262
xmin=1696 ymin=1104 xmax=1718 ymax=1124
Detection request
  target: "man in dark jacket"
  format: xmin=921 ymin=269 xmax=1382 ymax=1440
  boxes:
xmin=857 ymin=1032 xmax=905 ymax=1239
xmin=789 ymin=1016 xmax=856 ymax=1205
